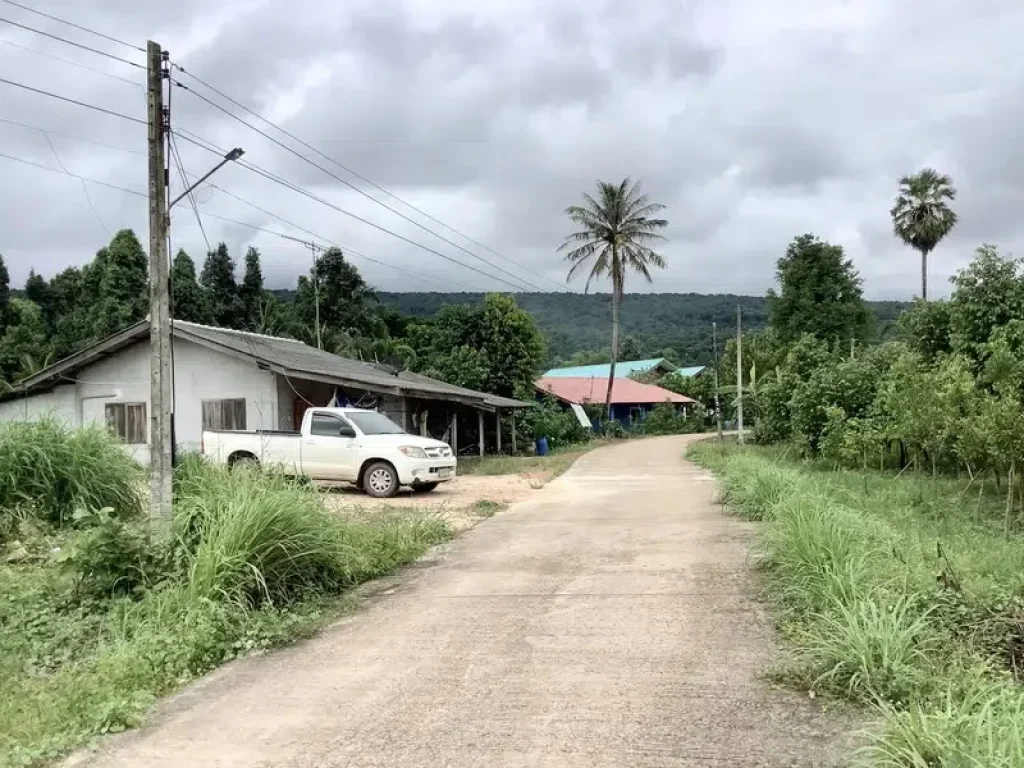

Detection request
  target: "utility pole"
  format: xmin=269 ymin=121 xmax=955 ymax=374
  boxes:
xmin=147 ymin=40 xmax=172 ymax=520
xmin=712 ymin=321 xmax=723 ymax=439
xmin=736 ymin=305 xmax=744 ymax=444
xmin=307 ymin=241 xmax=324 ymax=349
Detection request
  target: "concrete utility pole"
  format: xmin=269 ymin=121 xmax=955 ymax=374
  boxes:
xmin=307 ymin=241 xmax=324 ymax=349
xmin=712 ymin=321 xmax=723 ymax=439
xmin=147 ymin=40 xmax=172 ymax=520
xmin=736 ymin=306 xmax=744 ymax=445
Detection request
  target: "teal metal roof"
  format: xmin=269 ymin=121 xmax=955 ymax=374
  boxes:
xmin=543 ymin=359 xmax=708 ymax=380
xmin=543 ymin=358 xmax=673 ymax=379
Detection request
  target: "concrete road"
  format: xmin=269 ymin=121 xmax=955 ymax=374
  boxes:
xmin=72 ymin=436 xmax=854 ymax=767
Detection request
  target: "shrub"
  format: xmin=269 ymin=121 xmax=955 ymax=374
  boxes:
xmin=0 ymin=419 xmax=143 ymax=527
xmin=173 ymin=460 xmax=451 ymax=606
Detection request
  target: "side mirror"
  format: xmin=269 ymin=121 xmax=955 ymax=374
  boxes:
xmin=338 ymin=425 xmax=356 ymax=438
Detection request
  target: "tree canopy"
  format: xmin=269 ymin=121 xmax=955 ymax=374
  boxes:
xmin=767 ymin=233 xmax=872 ymax=345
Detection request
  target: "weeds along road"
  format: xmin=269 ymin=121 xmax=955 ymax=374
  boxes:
xmin=68 ymin=436 xmax=854 ymax=768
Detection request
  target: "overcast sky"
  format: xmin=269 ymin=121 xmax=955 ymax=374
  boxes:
xmin=1 ymin=0 xmax=1022 ymax=299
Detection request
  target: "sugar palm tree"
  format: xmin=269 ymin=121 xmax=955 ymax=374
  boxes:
xmin=559 ymin=178 xmax=668 ymax=418
xmin=891 ymin=169 xmax=958 ymax=300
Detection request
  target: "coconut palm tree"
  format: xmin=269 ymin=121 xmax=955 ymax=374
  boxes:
xmin=891 ymin=169 xmax=958 ymax=300
xmin=559 ymin=178 xmax=668 ymax=417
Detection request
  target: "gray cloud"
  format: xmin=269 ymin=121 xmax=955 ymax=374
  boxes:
xmin=2 ymin=0 xmax=1024 ymax=303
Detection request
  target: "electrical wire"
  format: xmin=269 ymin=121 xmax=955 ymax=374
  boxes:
xmin=0 ymin=0 xmax=145 ymax=52
xmin=173 ymin=62 xmax=589 ymax=297
xmin=171 ymin=76 xmax=545 ymax=293
xmin=38 ymin=130 xmax=112 ymax=237
xmin=0 ymin=16 xmax=143 ymax=68
xmin=167 ymin=114 xmax=535 ymax=292
xmin=0 ymin=37 xmax=142 ymax=88
xmin=168 ymin=128 xmax=211 ymax=251
xmin=0 ymin=117 xmax=145 ymax=155
xmin=0 ymin=76 xmax=145 ymax=124
xmin=0 ymin=149 xmax=450 ymax=291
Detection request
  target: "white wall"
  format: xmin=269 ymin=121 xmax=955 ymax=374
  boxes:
xmin=0 ymin=338 xmax=279 ymax=465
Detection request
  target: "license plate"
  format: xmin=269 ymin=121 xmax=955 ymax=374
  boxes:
xmin=437 ymin=468 xmax=452 ymax=478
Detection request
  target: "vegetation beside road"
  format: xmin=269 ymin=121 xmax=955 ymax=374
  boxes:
xmin=0 ymin=420 xmax=451 ymax=767
xmin=690 ymin=440 xmax=1024 ymax=767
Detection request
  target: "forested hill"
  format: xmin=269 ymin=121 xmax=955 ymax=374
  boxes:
xmin=371 ymin=293 xmax=910 ymax=364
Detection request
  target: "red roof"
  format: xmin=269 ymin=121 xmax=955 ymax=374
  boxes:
xmin=535 ymin=377 xmax=696 ymax=406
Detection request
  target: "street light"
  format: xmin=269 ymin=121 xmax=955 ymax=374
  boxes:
xmin=169 ymin=147 xmax=245 ymax=209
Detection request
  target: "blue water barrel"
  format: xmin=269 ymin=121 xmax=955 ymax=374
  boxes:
xmin=535 ymin=436 xmax=549 ymax=456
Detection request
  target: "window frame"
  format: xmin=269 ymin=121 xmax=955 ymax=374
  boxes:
xmin=104 ymin=402 xmax=147 ymax=444
xmin=201 ymin=398 xmax=247 ymax=431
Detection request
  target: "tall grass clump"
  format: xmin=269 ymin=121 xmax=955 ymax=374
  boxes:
xmin=173 ymin=459 xmax=451 ymax=606
xmin=689 ymin=439 xmax=1024 ymax=764
xmin=0 ymin=418 xmax=143 ymax=527
xmin=860 ymin=677 xmax=1024 ymax=768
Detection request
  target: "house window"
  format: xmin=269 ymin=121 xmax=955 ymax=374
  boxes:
xmin=630 ymin=406 xmax=645 ymax=423
xmin=202 ymin=399 xmax=246 ymax=431
xmin=105 ymin=402 xmax=147 ymax=444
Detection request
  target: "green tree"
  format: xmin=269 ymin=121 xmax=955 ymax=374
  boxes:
xmin=768 ymin=234 xmax=872 ymax=345
xmin=0 ymin=299 xmax=48 ymax=384
xmin=559 ymin=178 xmax=668 ymax=417
xmin=201 ymin=243 xmax=244 ymax=329
xmin=239 ymin=247 xmax=264 ymax=330
xmin=171 ymin=250 xmax=213 ymax=324
xmin=899 ymin=299 xmax=953 ymax=362
xmin=891 ymin=168 xmax=957 ymax=300
xmin=294 ymin=248 xmax=380 ymax=345
xmin=415 ymin=294 xmax=546 ymax=398
xmin=948 ymin=245 xmax=1024 ymax=369
xmin=89 ymin=229 xmax=149 ymax=339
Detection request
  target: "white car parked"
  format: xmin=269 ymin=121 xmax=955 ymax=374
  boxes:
xmin=201 ymin=406 xmax=456 ymax=497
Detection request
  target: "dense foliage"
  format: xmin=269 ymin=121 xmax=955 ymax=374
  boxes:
xmin=0 ymin=235 xmax=546 ymax=401
xmin=0 ymin=428 xmax=452 ymax=765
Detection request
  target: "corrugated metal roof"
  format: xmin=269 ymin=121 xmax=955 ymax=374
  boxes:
xmin=542 ymin=358 xmax=674 ymax=379
xmin=676 ymin=365 xmax=706 ymax=378
xmin=535 ymin=377 xmax=696 ymax=405
xmin=6 ymin=320 xmax=533 ymax=409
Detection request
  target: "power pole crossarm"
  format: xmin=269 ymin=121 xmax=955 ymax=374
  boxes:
xmin=148 ymin=40 xmax=173 ymax=520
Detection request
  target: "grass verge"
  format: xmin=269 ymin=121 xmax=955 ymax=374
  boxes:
xmin=1 ymin=449 xmax=452 ymax=767
xmin=457 ymin=440 xmax=607 ymax=480
xmin=688 ymin=440 xmax=1024 ymax=767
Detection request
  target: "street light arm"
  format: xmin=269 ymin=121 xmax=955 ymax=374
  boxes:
xmin=169 ymin=147 xmax=244 ymax=210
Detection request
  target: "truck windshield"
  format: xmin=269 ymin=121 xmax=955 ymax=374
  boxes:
xmin=346 ymin=411 xmax=405 ymax=435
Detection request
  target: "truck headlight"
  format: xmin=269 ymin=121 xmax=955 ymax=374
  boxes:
xmin=398 ymin=446 xmax=428 ymax=458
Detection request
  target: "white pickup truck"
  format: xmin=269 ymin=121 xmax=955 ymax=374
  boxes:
xmin=201 ymin=407 xmax=456 ymax=497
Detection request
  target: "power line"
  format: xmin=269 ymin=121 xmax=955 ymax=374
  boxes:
xmin=0 ymin=76 xmax=145 ymax=124
xmin=171 ymin=64 xmax=589 ymax=297
xmin=38 ymin=129 xmax=112 ymax=237
xmin=168 ymin=110 xmax=535 ymax=292
xmin=0 ymin=0 xmax=145 ymax=52
xmin=0 ymin=116 xmax=145 ymax=155
xmin=0 ymin=149 xmax=452 ymax=291
xmin=0 ymin=16 xmax=143 ymax=69
xmin=0 ymin=37 xmax=142 ymax=88
xmin=168 ymin=128 xmax=210 ymax=251
xmin=171 ymin=75 xmax=545 ymax=293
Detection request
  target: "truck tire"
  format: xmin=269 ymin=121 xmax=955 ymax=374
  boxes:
xmin=363 ymin=461 xmax=399 ymax=498
xmin=413 ymin=482 xmax=439 ymax=493
xmin=228 ymin=451 xmax=259 ymax=468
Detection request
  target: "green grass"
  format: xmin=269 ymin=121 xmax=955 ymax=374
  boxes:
xmin=0 ymin=419 xmax=143 ymax=532
xmin=457 ymin=441 xmax=604 ymax=479
xmin=0 ymin=448 xmax=452 ymax=766
xmin=689 ymin=440 xmax=1024 ymax=766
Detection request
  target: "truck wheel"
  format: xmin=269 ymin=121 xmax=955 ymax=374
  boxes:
xmin=363 ymin=462 xmax=399 ymax=498
xmin=228 ymin=451 xmax=259 ymax=468
xmin=413 ymin=482 xmax=439 ymax=493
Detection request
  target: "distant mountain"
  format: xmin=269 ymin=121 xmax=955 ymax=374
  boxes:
xmin=270 ymin=290 xmax=911 ymax=365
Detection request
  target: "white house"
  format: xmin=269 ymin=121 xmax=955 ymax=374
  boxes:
xmin=0 ymin=320 xmax=530 ymax=463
